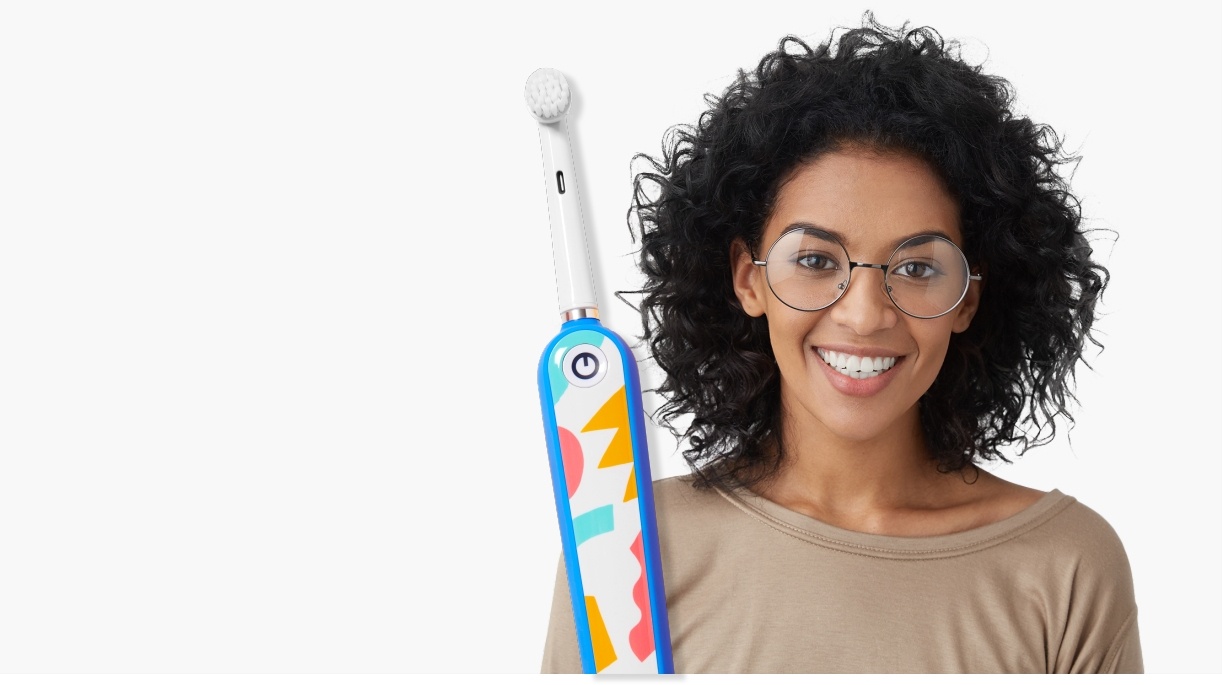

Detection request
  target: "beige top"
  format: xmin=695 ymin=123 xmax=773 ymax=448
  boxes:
xmin=542 ymin=475 xmax=1142 ymax=673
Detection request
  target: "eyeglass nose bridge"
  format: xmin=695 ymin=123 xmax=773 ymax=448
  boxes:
xmin=846 ymin=261 xmax=891 ymax=278
xmin=839 ymin=260 xmax=893 ymax=296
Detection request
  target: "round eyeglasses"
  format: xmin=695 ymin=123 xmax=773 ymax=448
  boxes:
xmin=752 ymin=228 xmax=982 ymax=319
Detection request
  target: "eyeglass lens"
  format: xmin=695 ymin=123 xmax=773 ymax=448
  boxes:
xmin=763 ymin=231 xmax=971 ymax=318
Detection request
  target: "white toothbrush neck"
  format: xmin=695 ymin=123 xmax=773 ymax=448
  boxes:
xmin=537 ymin=117 xmax=598 ymax=320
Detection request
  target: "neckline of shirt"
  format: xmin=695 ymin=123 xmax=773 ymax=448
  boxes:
xmin=715 ymin=485 xmax=1075 ymax=560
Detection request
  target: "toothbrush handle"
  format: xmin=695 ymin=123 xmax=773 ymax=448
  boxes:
xmin=537 ymin=120 xmax=598 ymax=317
xmin=537 ymin=319 xmax=674 ymax=674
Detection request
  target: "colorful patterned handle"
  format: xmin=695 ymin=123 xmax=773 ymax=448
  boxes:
xmin=538 ymin=318 xmax=673 ymax=674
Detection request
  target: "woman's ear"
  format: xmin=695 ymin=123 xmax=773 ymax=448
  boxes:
xmin=952 ymin=272 xmax=982 ymax=333
xmin=731 ymin=238 xmax=767 ymax=317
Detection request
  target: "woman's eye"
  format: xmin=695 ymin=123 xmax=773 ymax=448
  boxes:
xmin=895 ymin=261 xmax=938 ymax=278
xmin=796 ymin=253 xmax=837 ymax=270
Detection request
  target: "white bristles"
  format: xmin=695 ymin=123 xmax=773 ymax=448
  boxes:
xmin=524 ymin=68 xmax=571 ymax=123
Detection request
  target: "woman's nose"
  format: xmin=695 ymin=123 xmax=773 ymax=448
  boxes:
xmin=827 ymin=266 xmax=899 ymax=335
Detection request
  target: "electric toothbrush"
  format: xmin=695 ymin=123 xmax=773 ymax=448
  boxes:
xmin=525 ymin=68 xmax=674 ymax=675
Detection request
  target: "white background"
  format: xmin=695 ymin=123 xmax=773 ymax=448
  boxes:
xmin=1 ymin=0 xmax=1218 ymax=675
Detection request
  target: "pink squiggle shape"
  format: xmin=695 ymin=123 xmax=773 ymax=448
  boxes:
xmin=628 ymin=532 xmax=655 ymax=661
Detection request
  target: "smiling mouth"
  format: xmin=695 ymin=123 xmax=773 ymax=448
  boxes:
xmin=816 ymin=348 xmax=900 ymax=380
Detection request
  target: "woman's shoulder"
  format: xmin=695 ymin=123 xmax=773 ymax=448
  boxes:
xmin=647 ymin=473 xmax=769 ymax=555
xmin=983 ymin=487 xmax=1139 ymax=645
xmin=994 ymin=486 xmax=1134 ymax=567
xmin=946 ymin=482 xmax=1136 ymax=585
xmin=651 ymin=472 xmax=714 ymax=504
xmin=649 ymin=473 xmax=741 ymax=527
xmin=1025 ymin=493 xmax=1143 ymax=673
xmin=1047 ymin=495 xmax=1129 ymax=546
xmin=1030 ymin=492 xmax=1137 ymax=585
xmin=960 ymin=473 xmax=1133 ymax=568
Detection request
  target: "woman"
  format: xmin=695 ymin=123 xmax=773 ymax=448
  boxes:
xmin=542 ymin=16 xmax=1141 ymax=673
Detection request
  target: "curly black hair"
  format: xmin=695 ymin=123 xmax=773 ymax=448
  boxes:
xmin=628 ymin=15 xmax=1108 ymax=489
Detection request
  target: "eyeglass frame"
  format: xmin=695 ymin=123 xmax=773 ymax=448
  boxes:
xmin=750 ymin=227 xmax=983 ymax=320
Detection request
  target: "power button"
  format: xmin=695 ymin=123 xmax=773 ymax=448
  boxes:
xmin=562 ymin=344 xmax=608 ymax=388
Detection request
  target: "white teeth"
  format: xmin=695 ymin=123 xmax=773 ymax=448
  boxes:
xmin=816 ymin=348 xmax=898 ymax=379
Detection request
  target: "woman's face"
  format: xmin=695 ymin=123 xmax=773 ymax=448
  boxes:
xmin=732 ymin=148 xmax=980 ymax=446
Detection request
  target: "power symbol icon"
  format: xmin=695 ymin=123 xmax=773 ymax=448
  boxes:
xmin=572 ymin=352 xmax=599 ymax=380
xmin=561 ymin=344 xmax=608 ymax=388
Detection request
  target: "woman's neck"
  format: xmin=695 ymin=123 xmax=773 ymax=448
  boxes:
xmin=751 ymin=399 xmax=1003 ymax=535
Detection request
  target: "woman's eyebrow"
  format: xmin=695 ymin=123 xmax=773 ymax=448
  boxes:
xmin=783 ymin=222 xmax=846 ymax=243
xmin=897 ymin=231 xmax=958 ymax=248
xmin=782 ymin=222 xmax=959 ymax=250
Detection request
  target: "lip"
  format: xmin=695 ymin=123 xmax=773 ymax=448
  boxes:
xmin=812 ymin=345 xmax=906 ymax=398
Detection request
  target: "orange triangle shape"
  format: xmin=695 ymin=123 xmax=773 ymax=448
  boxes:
xmin=623 ymin=467 xmax=638 ymax=502
xmin=582 ymin=386 xmax=634 ymax=469
xmin=585 ymin=595 xmax=618 ymax=672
